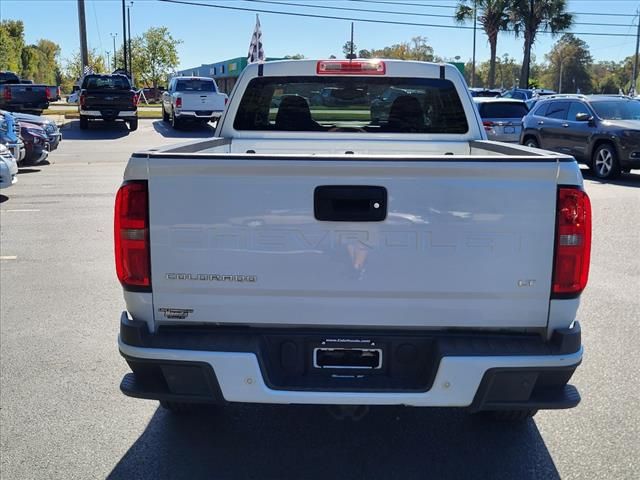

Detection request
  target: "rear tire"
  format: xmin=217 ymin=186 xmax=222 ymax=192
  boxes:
xmin=523 ymin=137 xmax=539 ymax=148
xmin=592 ymin=143 xmax=620 ymax=179
xmin=79 ymin=115 xmax=88 ymax=130
xmin=486 ymin=409 xmax=538 ymax=421
xmin=162 ymin=106 xmax=169 ymax=122
xmin=128 ymin=118 xmax=138 ymax=131
xmin=171 ymin=110 xmax=180 ymax=129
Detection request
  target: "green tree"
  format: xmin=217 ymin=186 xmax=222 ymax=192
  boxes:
xmin=343 ymin=41 xmax=357 ymax=59
xmin=35 ymin=39 xmax=61 ymax=84
xmin=496 ymin=53 xmax=521 ymax=88
xmin=0 ymin=20 xmax=25 ymax=72
xmin=455 ymin=1 xmax=510 ymax=88
xmin=509 ymin=0 xmax=573 ymax=88
xmin=543 ymin=34 xmax=592 ymax=93
xmin=124 ymin=27 xmax=181 ymax=88
xmin=61 ymin=48 xmax=107 ymax=93
xmin=358 ymin=49 xmax=372 ymax=58
xmin=284 ymin=53 xmax=305 ymax=59
xmin=369 ymin=36 xmax=435 ymax=61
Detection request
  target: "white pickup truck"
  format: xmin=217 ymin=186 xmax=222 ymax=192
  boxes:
xmin=161 ymin=76 xmax=227 ymax=129
xmin=117 ymin=60 xmax=590 ymax=421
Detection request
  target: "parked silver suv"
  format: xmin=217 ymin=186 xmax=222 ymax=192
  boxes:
xmin=520 ymin=94 xmax=640 ymax=179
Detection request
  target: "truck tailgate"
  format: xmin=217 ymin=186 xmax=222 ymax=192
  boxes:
xmin=180 ymin=92 xmax=225 ymax=112
xmin=147 ymin=157 xmax=558 ymax=329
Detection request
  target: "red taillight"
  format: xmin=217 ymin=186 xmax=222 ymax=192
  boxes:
xmin=552 ymin=187 xmax=591 ymax=297
xmin=45 ymin=87 xmax=51 ymax=99
xmin=224 ymin=97 xmax=228 ymax=105
xmin=132 ymin=93 xmax=139 ymax=107
xmin=114 ymin=181 xmax=151 ymax=291
xmin=482 ymin=120 xmax=494 ymax=131
xmin=80 ymin=93 xmax=86 ymax=108
xmin=3 ymin=88 xmax=11 ymax=101
xmin=175 ymin=97 xmax=182 ymax=108
xmin=316 ymin=60 xmax=385 ymax=75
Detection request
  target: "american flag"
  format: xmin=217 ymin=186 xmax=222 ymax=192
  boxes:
xmin=247 ymin=15 xmax=265 ymax=64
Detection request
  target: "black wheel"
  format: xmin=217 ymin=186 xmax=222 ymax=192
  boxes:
xmin=592 ymin=143 xmax=620 ymax=179
xmin=171 ymin=110 xmax=180 ymax=129
xmin=523 ymin=136 xmax=539 ymax=148
xmin=162 ymin=106 xmax=169 ymax=122
xmin=486 ymin=409 xmax=538 ymax=421
xmin=159 ymin=401 xmax=199 ymax=414
xmin=79 ymin=115 xmax=88 ymax=130
xmin=128 ymin=118 xmax=138 ymax=131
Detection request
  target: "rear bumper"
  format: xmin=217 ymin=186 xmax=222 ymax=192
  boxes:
xmin=118 ymin=313 xmax=582 ymax=410
xmin=175 ymin=110 xmax=223 ymax=120
xmin=80 ymin=109 xmax=137 ymax=119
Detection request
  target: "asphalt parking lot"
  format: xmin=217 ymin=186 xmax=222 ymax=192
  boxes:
xmin=1 ymin=119 xmax=639 ymax=480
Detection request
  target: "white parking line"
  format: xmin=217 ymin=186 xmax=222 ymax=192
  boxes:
xmin=1 ymin=209 xmax=41 ymax=213
xmin=0 ymin=256 xmax=17 ymax=260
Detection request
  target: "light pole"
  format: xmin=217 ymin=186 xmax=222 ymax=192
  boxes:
xmin=110 ymin=33 xmax=118 ymax=70
xmin=106 ymin=51 xmax=110 ymax=70
xmin=127 ymin=2 xmax=134 ymax=83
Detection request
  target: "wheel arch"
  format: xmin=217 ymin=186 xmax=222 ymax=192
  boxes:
xmin=589 ymin=137 xmax=618 ymax=162
xmin=521 ymin=130 xmax=541 ymax=146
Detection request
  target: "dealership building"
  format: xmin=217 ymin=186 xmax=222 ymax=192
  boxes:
xmin=176 ymin=57 xmax=283 ymax=94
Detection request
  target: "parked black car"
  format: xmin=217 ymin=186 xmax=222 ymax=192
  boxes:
xmin=79 ymin=74 xmax=138 ymax=130
xmin=0 ymin=71 xmax=54 ymax=114
xmin=521 ymin=94 xmax=640 ymax=179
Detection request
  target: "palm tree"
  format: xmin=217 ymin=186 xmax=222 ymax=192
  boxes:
xmin=455 ymin=0 xmax=510 ymax=88
xmin=509 ymin=0 xmax=573 ymax=88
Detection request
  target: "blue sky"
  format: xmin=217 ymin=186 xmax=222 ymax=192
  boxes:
xmin=1 ymin=0 xmax=638 ymax=70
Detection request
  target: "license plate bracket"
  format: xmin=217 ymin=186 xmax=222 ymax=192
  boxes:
xmin=313 ymin=346 xmax=383 ymax=370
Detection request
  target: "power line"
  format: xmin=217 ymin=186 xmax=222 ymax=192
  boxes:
xmin=158 ymin=0 xmax=638 ymax=37
xmin=248 ymin=0 xmax=636 ymax=28
xmin=348 ymin=0 xmax=455 ymax=10
xmin=350 ymin=0 xmax=634 ymax=18
xmin=246 ymin=0 xmax=456 ymax=19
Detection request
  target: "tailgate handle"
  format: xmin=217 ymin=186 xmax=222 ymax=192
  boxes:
xmin=314 ymin=186 xmax=387 ymax=222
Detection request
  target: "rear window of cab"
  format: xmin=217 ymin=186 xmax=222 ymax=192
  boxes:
xmin=233 ymin=76 xmax=469 ymax=134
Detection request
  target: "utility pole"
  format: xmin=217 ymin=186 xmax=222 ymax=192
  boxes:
xmin=127 ymin=2 xmax=133 ymax=83
xmin=122 ymin=0 xmax=128 ymax=73
xmin=106 ymin=51 xmax=110 ymax=70
xmin=77 ymin=0 xmax=89 ymax=72
xmin=559 ymin=59 xmax=563 ymax=94
xmin=111 ymin=33 xmax=118 ymax=70
xmin=632 ymin=9 xmax=640 ymax=95
xmin=471 ymin=0 xmax=477 ymax=88
xmin=350 ymin=22 xmax=355 ymax=60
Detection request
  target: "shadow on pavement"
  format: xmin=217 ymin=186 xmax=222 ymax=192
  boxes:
xmin=0 ymin=194 xmax=8 ymax=203
xmin=581 ymin=168 xmax=640 ymax=187
xmin=17 ymin=168 xmax=41 ymax=174
xmin=61 ymin=120 xmax=131 ymax=140
xmin=107 ymin=405 xmax=559 ymax=480
xmin=152 ymin=120 xmax=216 ymax=138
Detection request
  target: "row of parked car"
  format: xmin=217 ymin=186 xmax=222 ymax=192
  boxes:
xmin=0 ymin=109 xmax=62 ymax=190
xmin=474 ymin=93 xmax=640 ymax=179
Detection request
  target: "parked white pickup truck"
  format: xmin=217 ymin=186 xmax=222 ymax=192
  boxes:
xmin=161 ymin=76 xmax=227 ymax=129
xmin=117 ymin=60 xmax=590 ymax=421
